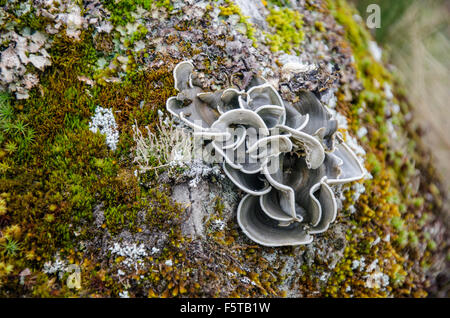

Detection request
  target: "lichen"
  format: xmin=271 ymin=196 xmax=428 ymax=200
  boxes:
xmin=166 ymin=60 xmax=366 ymax=246
xmin=265 ymin=7 xmax=305 ymax=53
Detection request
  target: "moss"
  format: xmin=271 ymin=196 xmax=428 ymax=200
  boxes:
xmin=0 ymin=22 xmax=183 ymax=295
xmin=265 ymin=7 xmax=305 ymax=53
xmin=219 ymin=0 xmax=258 ymax=47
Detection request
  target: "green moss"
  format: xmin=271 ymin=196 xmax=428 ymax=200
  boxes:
xmin=321 ymin=0 xmax=442 ymax=298
xmin=412 ymin=197 xmax=424 ymax=208
xmin=219 ymin=0 xmax=258 ymax=47
xmin=390 ymin=216 xmax=405 ymax=231
xmin=1 ymin=238 xmax=21 ymax=257
xmin=0 ymin=92 xmax=36 ymax=163
xmin=265 ymin=0 xmax=292 ymax=7
xmin=103 ymin=0 xmax=173 ymax=26
xmin=265 ymin=7 xmax=305 ymax=53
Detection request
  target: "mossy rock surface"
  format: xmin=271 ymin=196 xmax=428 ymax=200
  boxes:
xmin=0 ymin=0 xmax=447 ymax=297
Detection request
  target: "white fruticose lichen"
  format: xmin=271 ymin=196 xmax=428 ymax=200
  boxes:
xmin=89 ymin=106 xmax=119 ymax=151
xmin=321 ymin=88 xmax=338 ymax=109
xmin=0 ymin=0 xmax=113 ymax=99
xmin=356 ymin=126 xmax=368 ymax=139
xmin=352 ymin=182 xmax=366 ymax=202
xmin=240 ymin=276 xmax=257 ymax=286
xmin=212 ymin=219 xmax=226 ymax=231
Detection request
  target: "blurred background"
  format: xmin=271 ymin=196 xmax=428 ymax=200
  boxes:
xmin=352 ymin=0 xmax=450 ymax=193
